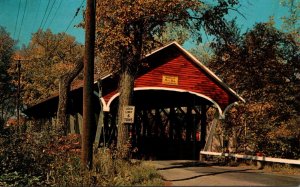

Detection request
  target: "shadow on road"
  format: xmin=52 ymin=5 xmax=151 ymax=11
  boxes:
xmin=157 ymin=161 xmax=211 ymax=170
xmin=166 ymin=168 xmax=255 ymax=182
xmin=157 ymin=161 xmax=257 ymax=182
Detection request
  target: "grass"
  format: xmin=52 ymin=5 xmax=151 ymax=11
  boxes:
xmin=225 ymin=159 xmax=300 ymax=176
xmin=262 ymin=163 xmax=300 ymax=175
xmin=50 ymin=148 xmax=164 ymax=186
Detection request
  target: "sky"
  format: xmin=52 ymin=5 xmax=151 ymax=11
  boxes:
xmin=0 ymin=0 xmax=290 ymax=48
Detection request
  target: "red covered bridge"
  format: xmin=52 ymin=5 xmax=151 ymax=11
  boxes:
xmin=24 ymin=42 xmax=244 ymax=160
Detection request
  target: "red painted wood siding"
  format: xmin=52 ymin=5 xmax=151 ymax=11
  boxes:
xmin=103 ymin=53 xmax=235 ymax=110
xmin=134 ymin=54 xmax=231 ymax=110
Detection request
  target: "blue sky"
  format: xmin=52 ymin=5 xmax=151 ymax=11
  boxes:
xmin=0 ymin=0 xmax=290 ymax=48
xmin=228 ymin=0 xmax=288 ymax=31
xmin=0 ymin=0 xmax=85 ymax=48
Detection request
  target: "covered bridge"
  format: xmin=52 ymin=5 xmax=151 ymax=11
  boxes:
xmin=24 ymin=42 xmax=244 ymax=160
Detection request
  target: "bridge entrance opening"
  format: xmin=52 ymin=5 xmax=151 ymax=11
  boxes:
xmin=101 ymin=90 xmax=214 ymax=160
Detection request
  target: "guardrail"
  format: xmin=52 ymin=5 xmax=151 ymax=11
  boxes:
xmin=200 ymin=151 xmax=300 ymax=165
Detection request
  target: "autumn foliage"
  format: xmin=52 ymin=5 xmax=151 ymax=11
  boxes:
xmin=12 ymin=29 xmax=84 ymax=106
xmin=209 ymin=22 xmax=300 ymax=158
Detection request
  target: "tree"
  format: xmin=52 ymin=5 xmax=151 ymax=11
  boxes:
xmin=154 ymin=23 xmax=190 ymax=46
xmin=95 ymin=0 xmax=240 ymax=158
xmin=280 ymin=0 xmax=300 ymax=42
xmin=17 ymin=29 xmax=84 ymax=106
xmin=189 ymin=43 xmax=213 ymax=65
xmin=0 ymin=27 xmax=16 ymax=129
xmin=209 ymin=22 xmax=300 ymax=158
xmin=57 ymin=58 xmax=83 ymax=135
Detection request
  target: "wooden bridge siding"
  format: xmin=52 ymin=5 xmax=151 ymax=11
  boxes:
xmin=102 ymin=53 xmax=235 ymax=112
xmin=134 ymin=54 xmax=231 ymax=110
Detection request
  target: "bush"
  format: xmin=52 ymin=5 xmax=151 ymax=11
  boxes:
xmin=0 ymin=171 xmax=43 ymax=186
xmin=0 ymin=129 xmax=55 ymax=185
xmin=0 ymin=124 xmax=163 ymax=186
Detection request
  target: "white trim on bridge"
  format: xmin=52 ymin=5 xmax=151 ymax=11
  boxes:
xmin=200 ymin=151 xmax=300 ymax=165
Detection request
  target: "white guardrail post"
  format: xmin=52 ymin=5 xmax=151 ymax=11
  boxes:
xmin=200 ymin=151 xmax=300 ymax=165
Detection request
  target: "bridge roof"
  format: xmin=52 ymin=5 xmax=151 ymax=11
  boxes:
xmin=24 ymin=42 xmax=244 ymax=118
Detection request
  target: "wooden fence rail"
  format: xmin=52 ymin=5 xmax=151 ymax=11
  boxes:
xmin=200 ymin=151 xmax=300 ymax=165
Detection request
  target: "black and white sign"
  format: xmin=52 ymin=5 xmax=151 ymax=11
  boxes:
xmin=123 ymin=106 xmax=135 ymax=123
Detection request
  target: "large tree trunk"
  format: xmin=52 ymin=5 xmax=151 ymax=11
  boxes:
xmin=116 ymin=67 xmax=135 ymax=159
xmin=57 ymin=58 xmax=83 ymax=135
xmin=116 ymin=23 xmax=143 ymax=159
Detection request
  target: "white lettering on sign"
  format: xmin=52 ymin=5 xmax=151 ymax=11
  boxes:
xmin=162 ymin=75 xmax=178 ymax=85
xmin=123 ymin=106 xmax=135 ymax=123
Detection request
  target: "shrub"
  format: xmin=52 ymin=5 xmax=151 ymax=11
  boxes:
xmin=0 ymin=122 xmax=163 ymax=186
xmin=0 ymin=128 xmax=56 ymax=186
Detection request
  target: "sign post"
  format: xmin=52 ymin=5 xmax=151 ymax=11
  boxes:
xmin=123 ymin=106 xmax=135 ymax=124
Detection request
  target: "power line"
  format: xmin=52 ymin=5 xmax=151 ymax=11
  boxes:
xmin=47 ymin=0 xmax=64 ymax=28
xmin=17 ymin=0 xmax=28 ymax=41
xmin=65 ymin=0 xmax=85 ymax=32
xmin=41 ymin=0 xmax=57 ymax=30
xmin=31 ymin=0 xmax=42 ymax=33
xmin=13 ymin=0 xmax=22 ymax=39
xmin=38 ymin=0 xmax=51 ymax=30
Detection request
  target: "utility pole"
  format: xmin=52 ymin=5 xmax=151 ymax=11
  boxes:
xmin=12 ymin=53 xmax=30 ymax=130
xmin=17 ymin=59 xmax=21 ymax=127
xmin=81 ymin=0 xmax=96 ymax=169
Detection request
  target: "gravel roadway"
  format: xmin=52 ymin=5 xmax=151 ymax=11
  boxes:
xmin=147 ymin=160 xmax=300 ymax=186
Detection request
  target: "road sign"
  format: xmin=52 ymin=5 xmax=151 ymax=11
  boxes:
xmin=123 ymin=106 xmax=135 ymax=123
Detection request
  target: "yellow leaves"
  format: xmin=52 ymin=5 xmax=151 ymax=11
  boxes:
xmin=52 ymin=63 xmax=76 ymax=74
xmin=12 ymin=30 xmax=84 ymax=105
xmin=247 ymin=102 xmax=273 ymax=113
xmin=267 ymin=121 xmax=300 ymax=139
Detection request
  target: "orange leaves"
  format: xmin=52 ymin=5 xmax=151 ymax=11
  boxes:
xmin=37 ymin=134 xmax=82 ymax=156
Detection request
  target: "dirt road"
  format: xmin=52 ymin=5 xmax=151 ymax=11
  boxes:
xmin=148 ymin=160 xmax=300 ymax=186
